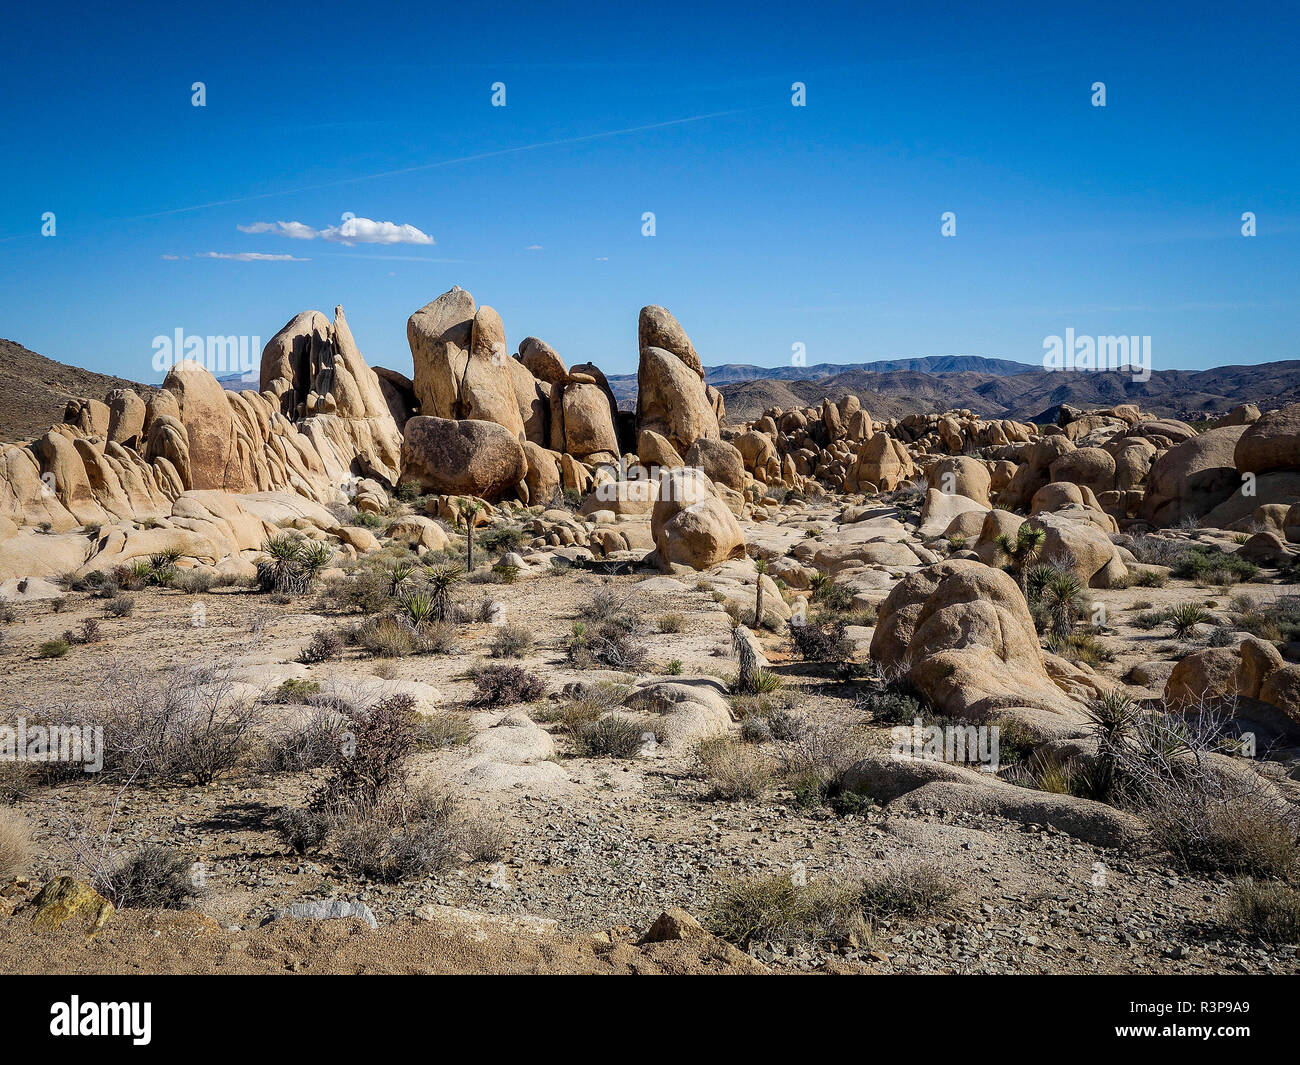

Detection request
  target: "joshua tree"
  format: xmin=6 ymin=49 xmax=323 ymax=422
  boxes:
xmin=753 ymin=558 xmax=768 ymax=627
xmin=731 ymin=623 xmax=759 ymax=694
xmin=995 ymin=524 xmax=1046 ymax=595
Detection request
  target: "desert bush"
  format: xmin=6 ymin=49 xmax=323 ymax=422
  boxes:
xmin=489 ymin=622 xmax=534 ymax=659
xmin=856 ymin=676 xmax=928 ymax=725
xmin=0 ymin=810 xmax=31 ymax=879
xmin=356 ymin=615 xmax=417 ymax=658
xmin=330 ymin=789 xmax=461 ymax=882
xmin=567 ymin=618 xmax=647 ymax=671
xmin=0 ymin=761 xmax=37 ymax=804
xmin=324 ymin=570 xmax=392 ymax=615
xmin=570 ymin=714 xmax=643 ymax=758
xmin=38 ymin=638 xmax=70 ymax=658
xmin=1233 ymin=595 xmax=1300 ymax=644
xmin=171 ymin=569 xmax=215 ymax=595
xmin=1126 ymin=534 xmax=1188 ymax=568
xmin=417 ymin=711 xmax=475 ymax=750
xmin=657 ymin=612 xmax=686 ymax=634
xmin=1130 ymin=608 xmax=1169 ymax=631
xmin=778 ymin=717 xmax=873 ymax=806
xmin=104 ymin=594 xmax=134 ymax=617
xmin=273 ymin=678 xmax=322 ymax=703
xmin=1172 ymin=545 xmax=1260 ymax=586
xmin=64 ymin=617 xmax=100 ymax=646
xmin=101 ymin=846 xmax=200 ymax=909
xmin=88 ymin=664 xmax=267 ymax=785
xmin=808 ymin=573 xmax=853 ymax=613
xmin=706 ymin=874 xmax=869 ymax=950
xmin=299 ymin=629 xmax=344 ymax=664
xmin=489 ymin=561 xmax=520 ymax=585
xmin=1228 ymin=879 xmax=1300 ymax=943
xmin=584 ymin=586 xmax=622 ymax=620
xmin=1132 ymin=568 xmax=1168 ymax=588
xmin=263 ymin=707 xmax=346 ymax=772
xmin=480 ymin=525 xmax=525 ymax=554
xmin=271 ymin=807 xmax=330 ymax=855
xmin=1115 ymin=706 xmax=1299 ymax=877
xmin=459 ymin=814 xmax=507 ymax=862
xmin=697 ymin=735 xmax=775 ymax=799
xmin=857 ymin=860 xmax=962 ymax=919
xmin=472 ymin=664 xmax=547 ymax=707
xmin=314 ymin=694 xmax=418 ymax=811
xmin=789 ymin=619 xmax=852 ymax=663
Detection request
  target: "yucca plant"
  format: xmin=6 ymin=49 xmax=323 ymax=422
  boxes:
xmin=400 ymin=588 xmax=438 ymax=629
xmin=1085 ymin=691 xmax=1139 ymax=803
xmin=1039 ymin=569 xmax=1085 ymax=641
xmin=387 ymin=561 xmax=416 ymax=597
xmin=147 ymin=549 xmax=181 ymax=585
xmin=995 ymin=524 xmax=1046 ymax=595
xmin=1168 ymin=603 xmax=1211 ymax=638
xmin=424 ymin=564 xmax=463 ymax=623
xmin=257 ymin=535 xmax=310 ymax=596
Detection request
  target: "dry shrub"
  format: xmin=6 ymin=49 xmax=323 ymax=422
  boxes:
xmin=858 ymin=859 xmax=963 ymax=918
xmin=330 ymin=788 xmax=461 ymax=883
xmin=697 ymin=735 xmax=775 ymax=800
xmin=706 ymin=874 xmax=869 ymax=950
xmin=472 ymin=664 xmax=547 ymax=707
xmin=262 ymin=706 xmax=346 ymax=772
xmin=570 ymin=714 xmax=643 ymax=758
xmin=1115 ymin=702 xmax=1299 ymax=878
xmin=74 ymin=661 xmax=266 ymax=785
xmin=1228 ymin=879 xmax=1300 ymax=943
xmin=0 ymin=809 xmax=31 ymax=879
xmin=777 ymin=717 xmax=875 ymax=806
xmin=101 ymin=845 xmax=200 ymax=909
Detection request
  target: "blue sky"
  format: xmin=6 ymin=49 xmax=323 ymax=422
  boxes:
xmin=1 ymin=0 xmax=1297 ymax=384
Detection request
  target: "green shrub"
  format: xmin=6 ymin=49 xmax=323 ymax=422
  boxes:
xmin=38 ymin=639 xmax=70 ymax=659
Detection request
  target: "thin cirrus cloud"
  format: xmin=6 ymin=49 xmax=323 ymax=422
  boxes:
xmin=237 ymin=215 xmax=434 ymax=246
xmin=196 ymin=251 xmax=310 ymax=262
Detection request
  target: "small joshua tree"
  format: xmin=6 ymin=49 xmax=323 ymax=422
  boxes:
xmin=995 ymin=524 xmax=1046 ymax=595
xmin=732 ymin=624 xmax=759 ymax=694
xmin=753 ymin=558 xmax=768 ymax=627
xmin=461 ymin=498 xmax=485 ymax=570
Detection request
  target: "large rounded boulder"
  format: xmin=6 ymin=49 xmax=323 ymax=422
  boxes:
xmin=400 ymin=416 xmax=526 ymax=500
xmin=650 ymin=467 xmax=745 ymax=571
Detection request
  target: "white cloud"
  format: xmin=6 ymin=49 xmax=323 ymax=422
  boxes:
xmin=236 ymin=215 xmax=434 ymax=246
xmin=525 ymin=244 xmax=543 ymax=251
xmin=320 ymin=216 xmax=434 ymax=245
xmin=237 ymin=220 xmax=317 ymax=240
xmin=198 ymin=251 xmax=309 ymax=262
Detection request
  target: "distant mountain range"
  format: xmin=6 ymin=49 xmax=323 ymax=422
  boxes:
xmin=4 ymin=341 xmax=1297 ymax=442
xmin=707 ymin=358 xmax=1300 ymax=424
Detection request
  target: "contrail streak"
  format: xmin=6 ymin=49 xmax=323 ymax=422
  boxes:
xmin=131 ymin=107 xmax=764 ymax=220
